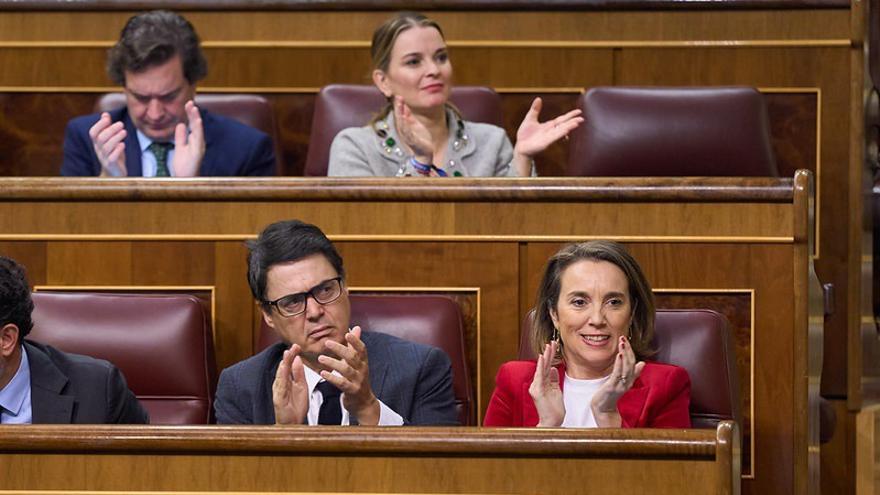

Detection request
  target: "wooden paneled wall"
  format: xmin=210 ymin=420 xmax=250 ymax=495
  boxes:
xmin=0 ymin=5 xmax=861 ymax=404
xmin=0 ymin=4 xmax=867 ymax=493
xmin=0 ymin=174 xmax=819 ymax=495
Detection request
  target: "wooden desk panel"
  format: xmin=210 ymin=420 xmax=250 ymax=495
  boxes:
xmin=0 ymin=174 xmax=816 ymax=494
xmin=0 ymin=423 xmax=740 ymax=495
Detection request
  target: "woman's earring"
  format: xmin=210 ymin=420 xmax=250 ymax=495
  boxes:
xmin=552 ymin=327 xmax=560 ymax=344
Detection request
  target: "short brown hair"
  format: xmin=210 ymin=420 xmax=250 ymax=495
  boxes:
xmin=531 ymin=241 xmax=656 ymax=361
xmin=107 ymin=10 xmax=207 ymax=86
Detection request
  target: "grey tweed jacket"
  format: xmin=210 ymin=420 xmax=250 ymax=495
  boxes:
xmin=328 ymin=109 xmax=527 ymax=177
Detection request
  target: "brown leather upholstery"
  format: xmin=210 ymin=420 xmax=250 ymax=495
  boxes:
xmin=304 ymin=84 xmax=504 ymax=176
xmin=567 ymin=86 xmax=778 ymax=177
xmin=94 ymin=93 xmax=282 ymax=174
xmin=518 ymin=308 xmax=741 ymax=429
xmin=258 ymin=293 xmax=474 ymax=425
xmin=28 ymin=292 xmax=217 ymax=425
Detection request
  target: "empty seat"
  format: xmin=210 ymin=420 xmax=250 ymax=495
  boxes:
xmin=259 ymin=293 xmax=474 ymax=425
xmin=518 ymin=308 xmax=741 ymax=429
xmin=567 ymin=86 xmax=778 ymax=177
xmin=304 ymin=84 xmax=503 ymax=176
xmin=29 ymin=292 xmax=217 ymax=425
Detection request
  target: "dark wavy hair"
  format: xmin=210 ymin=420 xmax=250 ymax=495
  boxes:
xmin=107 ymin=10 xmax=207 ymax=85
xmin=0 ymin=257 xmax=34 ymax=344
xmin=531 ymin=241 xmax=656 ymax=361
xmin=247 ymin=220 xmax=346 ymax=309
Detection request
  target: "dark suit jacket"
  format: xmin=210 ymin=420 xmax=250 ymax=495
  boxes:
xmin=483 ymin=360 xmax=691 ymax=428
xmin=24 ymin=340 xmax=149 ymax=424
xmin=61 ymin=107 xmax=275 ymax=177
xmin=214 ymin=331 xmax=459 ymax=426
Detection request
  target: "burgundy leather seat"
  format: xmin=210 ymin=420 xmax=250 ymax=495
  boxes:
xmin=94 ymin=93 xmax=282 ymax=175
xmin=567 ymin=86 xmax=778 ymax=177
xmin=518 ymin=308 xmax=741 ymax=429
xmin=258 ymin=293 xmax=474 ymax=425
xmin=304 ymin=84 xmax=504 ymax=176
xmin=29 ymin=292 xmax=217 ymax=425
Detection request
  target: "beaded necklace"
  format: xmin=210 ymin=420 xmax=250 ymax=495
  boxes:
xmin=373 ymin=113 xmax=470 ymax=177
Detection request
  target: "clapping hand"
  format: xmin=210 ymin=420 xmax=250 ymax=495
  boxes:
xmin=393 ymin=96 xmax=435 ymax=164
xmin=514 ymin=97 xmax=583 ymax=158
xmin=317 ymin=326 xmax=381 ymax=425
xmin=272 ymin=343 xmax=309 ymax=425
xmin=169 ymin=100 xmax=206 ymax=177
xmin=590 ymin=336 xmax=645 ymax=427
xmin=529 ymin=339 xmax=565 ymax=427
xmin=88 ymin=112 xmax=127 ymax=177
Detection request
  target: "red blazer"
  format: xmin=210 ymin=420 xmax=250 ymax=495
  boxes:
xmin=483 ymin=360 xmax=691 ymax=428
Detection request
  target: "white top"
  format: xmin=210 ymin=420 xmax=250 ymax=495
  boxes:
xmin=302 ymin=365 xmax=403 ymax=425
xmin=561 ymin=374 xmax=609 ymax=428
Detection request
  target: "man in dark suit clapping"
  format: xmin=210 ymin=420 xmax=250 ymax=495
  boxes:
xmin=61 ymin=10 xmax=275 ymax=178
xmin=214 ymin=220 xmax=458 ymax=426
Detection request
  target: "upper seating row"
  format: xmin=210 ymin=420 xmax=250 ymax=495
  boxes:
xmin=95 ymin=86 xmax=779 ymax=178
xmin=26 ymin=291 xmax=739 ymax=430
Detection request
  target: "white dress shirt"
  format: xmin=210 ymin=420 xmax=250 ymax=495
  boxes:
xmin=303 ymin=365 xmax=404 ymax=426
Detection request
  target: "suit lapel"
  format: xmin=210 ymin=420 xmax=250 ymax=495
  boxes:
xmin=25 ymin=342 xmax=75 ymax=424
xmin=198 ymin=109 xmax=214 ymax=177
xmin=366 ymin=332 xmax=389 ymax=401
xmin=617 ymin=378 xmax=650 ymax=428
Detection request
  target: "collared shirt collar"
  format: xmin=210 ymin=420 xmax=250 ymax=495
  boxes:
xmin=0 ymin=345 xmax=31 ymax=420
xmin=136 ymin=128 xmax=153 ymax=155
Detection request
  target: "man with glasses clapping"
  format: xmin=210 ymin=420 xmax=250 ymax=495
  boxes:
xmin=214 ymin=219 xmax=458 ymax=426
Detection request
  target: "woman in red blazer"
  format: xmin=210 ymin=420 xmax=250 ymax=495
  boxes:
xmin=483 ymin=241 xmax=691 ymax=428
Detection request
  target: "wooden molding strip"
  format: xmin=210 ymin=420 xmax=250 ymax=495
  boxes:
xmin=0 ymin=234 xmax=795 ymax=243
xmin=0 ymin=177 xmax=796 ymax=202
xmin=0 ymin=39 xmax=852 ymax=49
xmin=0 ymin=424 xmax=722 ymax=456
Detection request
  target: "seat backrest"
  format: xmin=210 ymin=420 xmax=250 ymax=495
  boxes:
xmin=94 ymin=93 xmax=282 ymax=175
xmin=566 ymin=86 xmax=778 ymax=177
xmin=305 ymin=84 xmax=504 ymax=176
xmin=258 ymin=293 xmax=474 ymax=425
xmin=28 ymin=292 xmax=217 ymax=425
xmin=518 ymin=308 xmax=741 ymax=429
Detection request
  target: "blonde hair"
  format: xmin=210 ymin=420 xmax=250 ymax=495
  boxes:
xmin=531 ymin=241 xmax=656 ymax=361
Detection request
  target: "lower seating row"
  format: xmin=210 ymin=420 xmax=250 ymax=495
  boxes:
xmin=27 ymin=291 xmax=739 ymax=428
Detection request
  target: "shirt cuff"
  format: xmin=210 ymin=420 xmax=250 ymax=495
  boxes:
xmin=377 ymin=399 xmax=405 ymax=426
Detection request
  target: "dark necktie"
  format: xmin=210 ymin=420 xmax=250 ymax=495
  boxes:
xmin=316 ymin=380 xmax=342 ymax=425
xmin=147 ymin=142 xmax=173 ymax=177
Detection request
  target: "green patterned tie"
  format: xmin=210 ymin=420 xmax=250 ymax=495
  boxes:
xmin=148 ymin=142 xmax=173 ymax=177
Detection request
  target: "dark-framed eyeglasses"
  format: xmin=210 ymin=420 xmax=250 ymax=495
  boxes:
xmin=263 ymin=277 xmax=343 ymax=317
